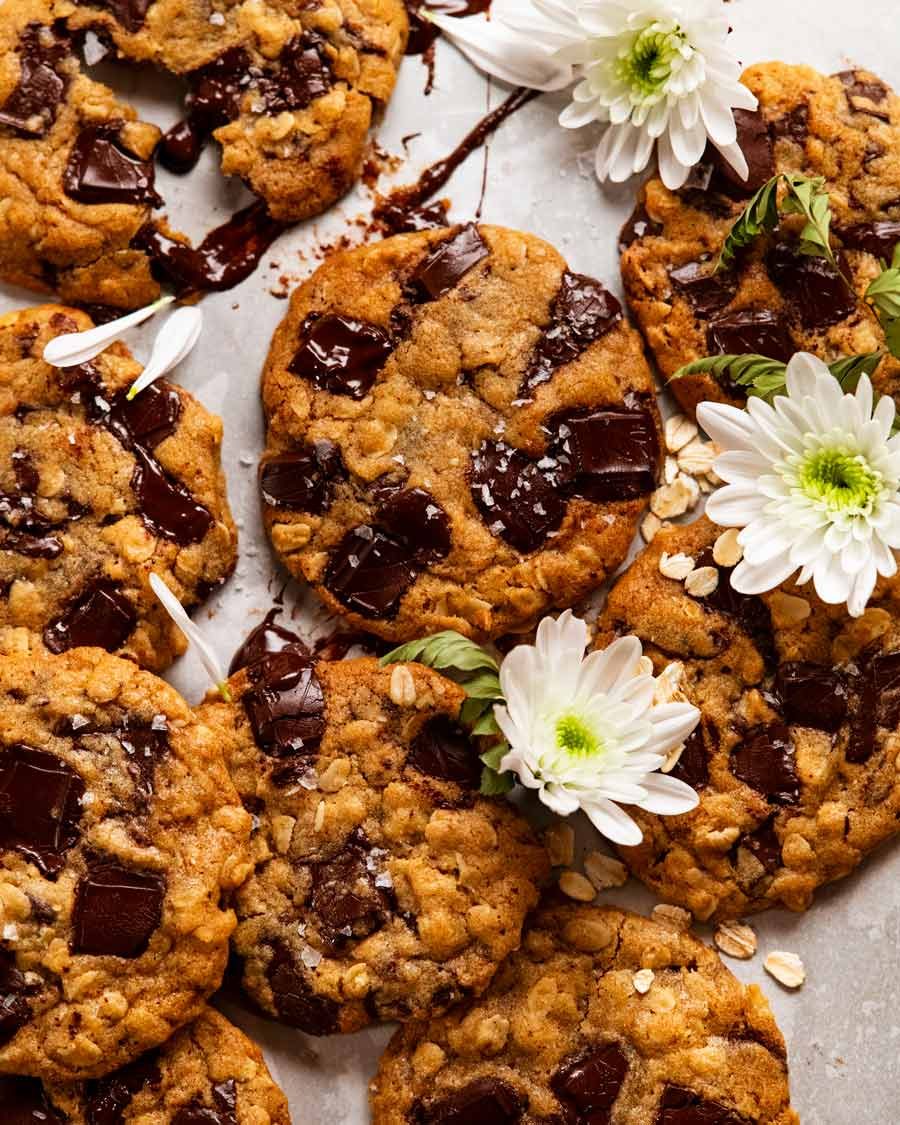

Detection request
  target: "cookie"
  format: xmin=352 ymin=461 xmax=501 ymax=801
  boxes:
xmin=0 ymin=644 xmax=252 ymax=1081
xmin=0 ymin=304 xmax=237 ymax=673
xmin=197 ymin=649 xmax=549 ymax=1035
xmin=0 ymin=0 xmax=407 ymax=308
xmin=260 ymin=223 xmax=663 ymax=643
xmin=596 ymin=515 xmax=900 ymax=921
xmin=620 ymin=62 xmax=900 ymax=418
xmin=371 ymin=901 xmax=798 ymax=1125
xmin=1 ymin=1006 xmax=290 ymax=1123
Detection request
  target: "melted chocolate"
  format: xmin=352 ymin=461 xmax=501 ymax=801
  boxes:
xmin=695 ymin=549 xmax=776 ymax=667
xmin=130 ymin=446 xmax=213 ymax=544
xmin=670 ymin=261 xmax=737 ymax=317
xmin=64 ymin=123 xmax=161 ymax=208
xmin=775 ymin=662 xmax=849 ymax=733
xmin=85 ymin=1052 xmax=161 ymax=1125
xmin=551 ymin=1044 xmax=629 ymax=1123
xmin=712 ymin=109 xmax=775 ymax=196
xmin=741 ymin=817 xmax=782 ymax=874
xmin=405 ymin=0 xmax=492 ymax=56
xmin=547 ymin=404 xmax=660 ymax=503
xmin=105 ymin=380 xmax=183 ymax=448
xmin=0 ymin=1075 xmax=67 ymax=1123
xmin=89 ymin=0 xmax=154 ymax=33
xmin=839 ymin=220 xmax=900 ymax=260
xmin=772 ymin=103 xmax=810 ymax=144
xmin=412 ymin=1078 xmax=524 ymax=1125
xmin=0 ymin=745 xmax=84 ymax=878
xmin=730 ymin=723 xmax=799 ymax=805
xmin=619 ymin=203 xmax=662 ymax=250
xmin=60 ymin=715 xmax=169 ymax=805
xmin=469 ymin=440 xmax=566 ymax=554
xmin=259 ymin=440 xmax=344 ymax=513
xmin=0 ymin=949 xmax=34 ymax=1046
xmin=0 ymin=23 xmax=71 ymax=138
xmin=43 ymin=581 xmax=137 ymax=654
xmin=520 ymin=272 xmax=622 ymax=396
xmin=71 ymin=856 xmax=165 ymax=957
xmin=379 ymin=487 xmax=452 ymax=563
xmin=670 ymin=726 xmax=710 ymax=790
xmin=766 ymin=243 xmax=856 ymax=330
xmin=408 ymin=717 xmax=481 ymax=787
xmin=657 ymin=1083 xmax=747 ymax=1125
xmin=171 ymin=1079 xmax=238 ymax=1125
xmin=0 ymin=451 xmax=66 ymax=560
xmin=407 ymin=224 xmax=489 ymax=302
xmin=266 ymin=941 xmax=340 ymax=1034
xmin=310 ymin=831 xmax=391 ymax=949
xmin=243 ymin=649 xmax=326 ymax=757
xmin=377 ymin=199 xmax=450 ymax=234
xmin=252 ymin=34 xmax=331 ymax=114
xmin=289 ymin=315 xmax=393 ymax=399
xmin=707 ymin=309 xmax=794 ymax=366
xmin=848 ymin=649 xmax=900 ymax=764
xmin=229 ymin=609 xmax=308 ymax=676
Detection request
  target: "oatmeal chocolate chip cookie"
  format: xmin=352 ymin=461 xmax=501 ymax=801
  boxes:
xmin=2 ymin=1006 xmax=289 ymax=1123
xmin=260 ymin=223 xmax=663 ymax=643
xmin=596 ymin=516 xmax=900 ymax=922
xmin=198 ymin=651 xmax=549 ymax=1036
xmin=0 ymin=304 xmax=237 ymax=673
xmin=0 ymin=644 xmax=252 ymax=1082
xmin=0 ymin=0 xmax=407 ymax=308
xmin=620 ymin=62 xmax=900 ymax=418
xmin=371 ymin=902 xmax=798 ymax=1125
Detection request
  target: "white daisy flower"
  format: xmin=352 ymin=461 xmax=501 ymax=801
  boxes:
xmin=426 ymin=0 xmax=756 ymax=189
xmin=494 ymin=611 xmax=700 ymax=846
xmin=698 ymin=353 xmax=900 ymax=618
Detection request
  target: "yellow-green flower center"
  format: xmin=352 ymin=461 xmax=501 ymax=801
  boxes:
xmin=616 ymin=22 xmax=687 ymax=100
xmin=556 ymin=714 xmax=601 ymax=758
xmin=798 ymin=449 xmax=882 ymax=514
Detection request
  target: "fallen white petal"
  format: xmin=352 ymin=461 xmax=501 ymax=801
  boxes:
xmin=43 ymin=296 xmax=175 ymax=368
xmin=127 ymin=306 xmax=204 ymax=400
xmin=149 ymin=573 xmax=230 ymax=700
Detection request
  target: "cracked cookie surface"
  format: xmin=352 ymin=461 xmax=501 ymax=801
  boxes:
xmin=620 ymin=62 xmax=900 ymax=418
xmin=198 ymin=651 xmax=549 ymax=1036
xmin=596 ymin=516 xmax=900 ymax=922
xmin=0 ymin=644 xmax=252 ymax=1082
xmin=371 ymin=902 xmax=798 ymax=1125
xmin=260 ymin=223 xmax=663 ymax=644
xmin=0 ymin=304 xmax=237 ymax=673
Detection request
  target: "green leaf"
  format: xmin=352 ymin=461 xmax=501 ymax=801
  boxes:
xmin=479 ymin=765 xmax=514 ymax=796
xmin=471 ymin=709 xmax=502 ymax=736
xmin=781 ymin=174 xmax=839 ymax=271
xmin=380 ymin=630 xmax=498 ymax=676
xmin=716 ymin=175 xmax=781 ymax=271
xmin=670 ymin=353 xmax=789 ymax=400
xmin=827 ymin=352 xmax=883 ymax=390
xmin=479 ymin=742 xmax=509 ymax=771
xmin=866 ymin=256 xmax=900 ymax=360
xmin=459 ymin=697 xmax=495 ymax=729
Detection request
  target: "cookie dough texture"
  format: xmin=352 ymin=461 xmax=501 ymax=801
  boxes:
xmin=620 ymin=62 xmax=900 ymax=417
xmin=198 ymin=654 xmax=549 ymax=1036
xmin=371 ymin=902 xmax=798 ymax=1125
xmin=0 ymin=304 xmax=237 ymax=673
xmin=261 ymin=223 xmax=663 ymax=644
xmin=597 ymin=516 xmax=900 ymax=922
xmin=0 ymin=645 xmax=252 ymax=1082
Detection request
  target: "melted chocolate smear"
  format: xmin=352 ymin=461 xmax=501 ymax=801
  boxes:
xmin=229 ymin=609 xmax=308 ymax=676
xmin=775 ymin=662 xmax=849 ymax=733
xmin=670 ymin=261 xmax=737 ymax=318
xmin=373 ymin=89 xmax=537 ymax=235
xmin=670 ymin=726 xmax=710 ymax=790
xmin=407 ymin=223 xmax=489 ymax=302
xmin=712 ymin=109 xmax=775 ymax=196
xmin=731 ymin=723 xmax=799 ymax=806
xmin=266 ymin=941 xmax=340 ymax=1034
xmin=0 ymin=745 xmax=84 ymax=879
xmin=837 ymin=70 xmax=890 ymax=118
xmin=619 ymin=203 xmax=663 ymax=250
xmin=0 ymin=950 xmax=33 ymax=1047
xmin=847 ymin=649 xmax=900 ymax=764
xmin=171 ymin=1079 xmax=238 ymax=1125
xmin=766 ymin=243 xmax=857 ymax=330
xmin=405 ymin=0 xmax=492 ymax=56
xmin=243 ymin=649 xmax=326 ymax=758
xmin=707 ymin=309 xmax=795 ymax=369
xmin=104 ymin=381 xmax=183 ymax=449
xmin=0 ymin=23 xmax=71 ymax=138
xmin=0 ymin=1075 xmax=67 ymax=1124
xmin=741 ymin=817 xmax=782 ymax=874
xmin=413 ymin=1078 xmax=524 ymax=1125
xmin=259 ymin=440 xmax=344 ymax=514
xmin=131 ymin=446 xmax=213 ymax=544
xmin=253 ymin=34 xmax=331 ymax=114
xmin=43 ymin=581 xmax=137 ymax=654
xmin=520 ymin=272 xmax=622 ymax=396
xmin=85 ymin=1052 xmax=161 ymax=1125
xmin=408 ymin=717 xmax=481 ymax=787
xmin=88 ymin=0 xmax=154 ymax=33
xmin=289 ymin=314 xmax=393 ymax=399
xmin=547 ymin=404 xmax=660 ymax=503
xmin=132 ymin=202 xmax=288 ymax=297
xmin=657 ymin=1083 xmax=747 ymax=1125
xmin=72 ymin=856 xmax=165 ymax=957
xmin=64 ymin=123 xmax=161 ymax=208
xmin=378 ymin=199 xmax=450 ymax=234
xmin=310 ymin=831 xmax=391 ymax=949
xmin=470 ymin=440 xmax=566 ymax=554
xmin=839 ymin=220 xmax=900 ymax=260
xmin=551 ymin=1044 xmax=629 ymax=1124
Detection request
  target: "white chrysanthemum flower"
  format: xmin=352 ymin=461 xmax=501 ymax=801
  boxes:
xmin=494 ymin=611 xmax=700 ymax=846
xmin=698 ymin=353 xmax=900 ymax=618
xmin=427 ymin=0 xmax=756 ymax=189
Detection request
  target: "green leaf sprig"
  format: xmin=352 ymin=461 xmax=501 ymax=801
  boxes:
xmin=866 ymin=244 xmax=900 ymax=358
xmin=380 ymin=631 xmax=513 ymax=795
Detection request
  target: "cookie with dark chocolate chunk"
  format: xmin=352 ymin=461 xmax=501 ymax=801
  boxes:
xmin=260 ymin=223 xmax=663 ymax=643
xmin=596 ymin=516 xmax=900 ymax=921
xmin=371 ymin=902 xmax=798 ymax=1125
xmin=620 ymin=61 xmax=900 ymax=418
xmin=197 ymin=653 xmax=548 ymax=1036
xmin=0 ymin=643 xmax=251 ymax=1081
xmin=0 ymin=304 xmax=236 ymax=673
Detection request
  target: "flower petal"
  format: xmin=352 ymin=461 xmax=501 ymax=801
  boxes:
xmin=428 ymin=12 xmax=574 ymax=91
xmin=635 ymin=773 xmax=700 ymax=815
xmin=127 ymin=306 xmax=203 ymax=399
xmin=149 ymin=573 xmax=230 ymax=699
xmin=43 ymin=297 xmax=175 ymax=368
xmin=582 ymin=798 xmax=644 ymax=846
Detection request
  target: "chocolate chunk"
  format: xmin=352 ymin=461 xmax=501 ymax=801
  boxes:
xmin=695 ymin=549 xmax=776 ymax=668
xmin=266 ymin=942 xmax=340 ymax=1034
xmin=670 ymin=261 xmax=738 ymax=317
xmin=0 ymin=950 xmax=33 ymax=1047
xmin=839 ymin=220 xmax=900 ymax=260
xmin=469 ymin=440 xmax=566 ymax=554
xmin=0 ymin=745 xmax=84 ymax=878
xmin=408 ymin=717 xmax=481 ymax=787
xmin=288 ymin=315 xmax=393 ymax=399
xmin=775 ymin=662 xmax=849 ymax=733
xmin=619 ymin=203 xmax=662 ymax=250
xmin=85 ymin=1052 xmax=161 ymax=1125
xmin=731 ymin=723 xmax=799 ymax=805
xmin=551 ymin=1044 xmax=629 ymax=1123
xmin=713 ymin=109 xmax=775 ymax=195
xmin=71 ymin=717 xmax=168 ymax=805
xmin=407 ymin=224 xmax=489 ymax=302
xmin=413 ymin=1078 xmax=524 ymax=1125
xmin=0 ymin=528 xmax=63 ymax=559
xmin=657 ymin=1083 xmax=747 ymax=1125
xmin=64 ymin=123 xmax=161 ymax=208
xmin=131 ymin=446 xmax=213 ymax=545
xmin=108 ymin=381 xmax=183 ymax=449
xmin=259 ymin=440 xmax=344 ymax=513
xmin=766 ymin=243 xmax=857 ymax=330
xmin=837 ymin=70 xmax=890 ymax=118
xmin=229 ymin=609 xmax=308 ymax=676
xmin=670 ymin=726 xmax=710 ymax=789
xmin=43 ymin=581 xmax=137 ymax=654
xmin=253 ymin=34 xmax=331 ymax=113
xmin=90 ymin=0 xmax=154 ymax=32
xmin=158 ymin=48 xmax=250 ymax=174
xmin=741 ymin=818 xmax=782 ymax=874
xmin=848 ymin=649 xmax=900 ymax=764
xmin=707 ymin=310 xmax=794 ymax=365
xmin=378 ymin=488 xmax=452 ymax=564
xmin=172 ymin=1079 xmax=238 ymax=1125
xmin=71 ymin=857 xmax=165 ymax=957
xmin=324 ymin=527 xmax=419 ymax=618
xmin=243 ymin=649 xmax=326 ymax=757
xmin=0 ymin=1076 xmax=67 ymax=1123
xmin=0 ymin=23 xmax=71 ymax=138
xmin=519 ymin=272 xmax=622 ymax=396
xmin=310 ymin=832 xmax=391 ymax=947
xmin=772 ymin=103 xmax=809 ymax=144
xmin=0 ymin=456 xmax=66 ymax=560
xmin=547 ymin=405 xmax=660 ymax=503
